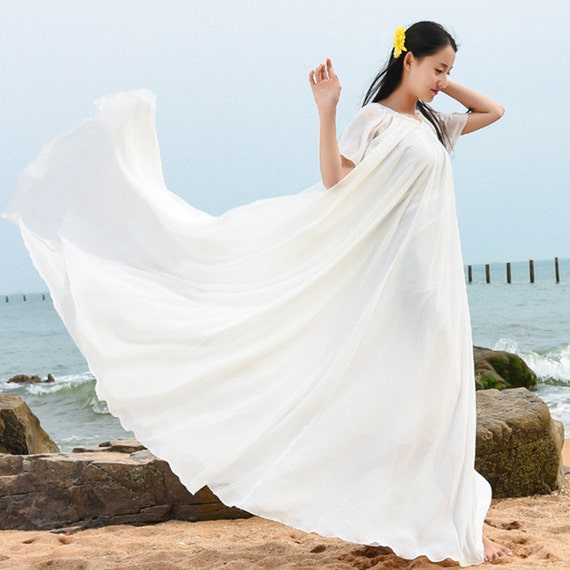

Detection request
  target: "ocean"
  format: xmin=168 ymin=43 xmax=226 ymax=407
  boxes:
xmin=1 ymin=257 xmax=568 ymax=452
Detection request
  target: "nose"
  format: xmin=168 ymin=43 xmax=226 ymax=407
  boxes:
xmin=439 ymin=74 xmax=449 ymax=89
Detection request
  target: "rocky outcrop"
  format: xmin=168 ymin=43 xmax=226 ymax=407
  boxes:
xmin=0 ymin=395 xmax=59 ymax=454
xmin=0 ymin=438 xmax=250 ymax=531
xmin=476 ymin=388 xmax=565 ymax=497
xmin=7 ymin=373 xmax=54 ymax=384
xmin=474 ymin=346 xmax=537 ymax=390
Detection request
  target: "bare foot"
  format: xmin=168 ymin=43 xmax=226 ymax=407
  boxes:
xmin=483 ymin=534 xmax=513 ymax=563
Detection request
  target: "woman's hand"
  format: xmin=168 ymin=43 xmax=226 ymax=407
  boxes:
xmin=308 ymin=58 xmax=354 ymax=189
xmin=309 ymin=58 xmax=341 ymax=115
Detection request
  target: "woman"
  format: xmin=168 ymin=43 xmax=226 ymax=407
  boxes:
xmin=5 ymin=20 xmax=510 ymax=568
xmin=309 ymin=21 xmax=510 ymax=564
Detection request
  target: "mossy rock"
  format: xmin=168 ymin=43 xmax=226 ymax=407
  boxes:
xmin=473 ymin=346 xmax=537 ymax=391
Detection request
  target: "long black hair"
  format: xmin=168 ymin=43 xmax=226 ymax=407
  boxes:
xmin=363 ymin=21 xmax=458 ymax=147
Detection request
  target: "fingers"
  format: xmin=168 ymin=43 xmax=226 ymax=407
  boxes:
xmin=309 ymin=65 xmax=323 ymax=86
xmin=308 ymin=60 xmax=334 ymax=85
xmin=308 ymin=66 xmax=324 ymax=85
xmin=326 ymin=58 xmax=339 ymax=81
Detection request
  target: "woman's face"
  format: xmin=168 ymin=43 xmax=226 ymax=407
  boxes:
xmin=405 ymin=45 xmax=456 ymax=102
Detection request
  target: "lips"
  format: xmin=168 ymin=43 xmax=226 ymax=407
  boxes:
xmin=431 ymin=89 xmax=439 ymax=95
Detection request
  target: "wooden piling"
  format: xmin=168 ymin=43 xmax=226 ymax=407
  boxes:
xmin=4 ymin=296 xmax=8 ymax=303
xmin=42 ymin=293 xmax=46 ymax=301
xmin=466 ymin=257 xmax=561 ymax=284
xmin=23 ymin=294 xmax=27 ymax=302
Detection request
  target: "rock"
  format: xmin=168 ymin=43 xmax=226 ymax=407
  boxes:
xmin=7 ymin=373 xmax=56 ymax=384
xmin=474 ymin=346 xmax=537 ymax=390
xmin=0 ymin=395 xmax=59 ymax=454
xmin=0 ymin=440 xmax=250 ymax=531
xmin=476 ymin=388 xmax=565 ymax=497
xmin=73 ymin=438 xmax=146 ymax=454
xmin=7 ymin=374 xmax=42 ymax=384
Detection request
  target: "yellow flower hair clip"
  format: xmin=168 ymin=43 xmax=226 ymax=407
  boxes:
xmin=393 ymin=26 xmax=407 ymax=59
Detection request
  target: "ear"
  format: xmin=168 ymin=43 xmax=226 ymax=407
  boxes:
xmin=403 ymin=51 xmax=415 ymax=71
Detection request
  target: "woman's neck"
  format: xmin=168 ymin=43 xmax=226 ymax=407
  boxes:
xmin=379 ymin=90 xmax=418 ymax=117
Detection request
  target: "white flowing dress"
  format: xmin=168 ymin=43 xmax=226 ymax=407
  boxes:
xmin=3 ymin=91 xmax=492 ymax=566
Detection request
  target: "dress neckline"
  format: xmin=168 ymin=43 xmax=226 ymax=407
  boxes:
xmin=374 ymin=103 xmax=423 ymax=124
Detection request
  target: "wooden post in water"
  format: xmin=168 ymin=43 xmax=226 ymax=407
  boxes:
xmin=42 ymin=293 xmax=46 ymax=301
xmin=467 ymin=265 xmax=472 ymax=283
xmin=529 ymin=259 xmax=535 ymax=283
xmin=485 ymin=264 xmax=491 ymax=284
xmin=4 ymin=296 xmax=8 ymax=303
xmin=555 ymin=257 xmax=560 ymax=283
xmin=506 ymin=262 xmax=512 ymax=284
xmin=23 ymin=294 xmax=27 ymax=302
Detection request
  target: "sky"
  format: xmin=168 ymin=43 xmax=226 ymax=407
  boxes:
xmin=1 ymin=0 xmax=569 ymax=294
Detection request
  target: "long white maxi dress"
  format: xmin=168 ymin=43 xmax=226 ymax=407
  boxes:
xmin=3 ymin=91 xmax=492 ymax=567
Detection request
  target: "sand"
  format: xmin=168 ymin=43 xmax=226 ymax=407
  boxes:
xmin=0 ymin=442 xmax=568 ymax=569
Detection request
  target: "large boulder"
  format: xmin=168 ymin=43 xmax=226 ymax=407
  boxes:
xmin=0 ymin=438 xmax=250 ymax=531
xmin=0 ymin=394 xmax=59 ymax=454
xmin=474 ymin=346 xmax=537 ymax=390
xmin=476 ymin=388 xmax=565 ymax=497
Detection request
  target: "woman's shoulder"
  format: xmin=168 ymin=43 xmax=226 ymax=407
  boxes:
xmin=339 ymin=103 xmax=394 ymax=166
xmin=344 ymin=103 xmax=391 ymax=131
xmin=351 ymin=102 xmax=389 ymax=119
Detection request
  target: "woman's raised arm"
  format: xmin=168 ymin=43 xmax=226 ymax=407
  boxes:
xmin=442 ymin=79 xmax=505 ymax=134
xmin=309 ymin=58 xmax=355 ymax=189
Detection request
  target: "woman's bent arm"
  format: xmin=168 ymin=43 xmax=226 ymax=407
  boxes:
xmin=309 ymin=59 xmax=355 ymax=189
xmin=442 ymin=79 xmax=505 ymax=134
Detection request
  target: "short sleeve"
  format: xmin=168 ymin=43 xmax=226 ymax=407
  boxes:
xmin=437 ymin=112 xmax=469 ymax=152
xmin=338 ymin=104 xmax=389 ymax=166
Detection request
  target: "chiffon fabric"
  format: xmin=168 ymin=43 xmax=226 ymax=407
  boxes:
xmin=3 ymin=91 xmax=492 ymax=566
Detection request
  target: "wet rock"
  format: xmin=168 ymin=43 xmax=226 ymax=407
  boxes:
xmin=0 ymin=395 xmax=59 ymax=454
xmin=7 ymin=374 xmax=42 ymax=384
xmin=476 ymin=388 xmax=565 ymax=497
xmin=7 ymin=373 xmax=55 ymax=384
xmin=474 ymin=346 xmax=537 ymax=390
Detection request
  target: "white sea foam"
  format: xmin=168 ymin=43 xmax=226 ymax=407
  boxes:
xmin=16 ymin=372 xmax=95 ymax=395
xmin=493 ymin=339 xmax=570 ymax=385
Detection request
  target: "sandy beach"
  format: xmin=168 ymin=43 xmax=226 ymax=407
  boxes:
xmin=0 ymin=441 xmax=568 ymax=569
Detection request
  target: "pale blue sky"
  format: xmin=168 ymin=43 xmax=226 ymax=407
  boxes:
xmin=1 ymin=1 xmax=568 ymax=294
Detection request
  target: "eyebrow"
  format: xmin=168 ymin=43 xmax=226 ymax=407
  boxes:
xmin=439 ymin=62 xmax=453 ymax=70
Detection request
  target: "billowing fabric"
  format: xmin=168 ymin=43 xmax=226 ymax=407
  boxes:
xmin=3 ymin=91 xmax=491 ymax=566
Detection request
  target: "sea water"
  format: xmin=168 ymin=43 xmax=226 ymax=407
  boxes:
xmin=0 ymin=257 xmax=568 ymax=451
xmin=0 ymin=294 xmax=131 ymax=450
xmin=466 ymin=258 xmax=570 ymax=436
